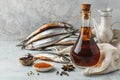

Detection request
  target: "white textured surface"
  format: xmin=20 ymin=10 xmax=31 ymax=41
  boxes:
xmin=0 ymin=0 xmax=120 ymax=40
xmin=0 ymin=41 xmax=120 ymax=80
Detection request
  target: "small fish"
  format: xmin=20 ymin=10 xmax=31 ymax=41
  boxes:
xmin=55 ymin=36 xmax=78 ymax=45
xmin=25 ymin=34 xmax=71 ymax=50
xmin=18 ymin=22 xmax=77 ymax=50
xmin=25 ymin=33 xmax=69 ymax=46
xmin=33 ymin=52 xmax=70 ymax=63
xmin=26 ymin=28 xmax=69 ymax=45
xmin=23 ymin=22 xmax=74 ymax=42
xmin=26 ymin=22 xmax=63 ymax=40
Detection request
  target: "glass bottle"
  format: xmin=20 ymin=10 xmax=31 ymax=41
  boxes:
xmin=70 ymin=4 xmax=100 ymax=67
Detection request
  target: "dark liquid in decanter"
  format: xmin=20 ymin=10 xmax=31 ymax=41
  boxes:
xmin=70 ymin=27 xmax=100 ymax=67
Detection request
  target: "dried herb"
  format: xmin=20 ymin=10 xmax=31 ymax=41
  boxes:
xmin=61 ymin=64 xmax=75 ymax=71
xmin=56 ymin=64 xmax=75 ymax=77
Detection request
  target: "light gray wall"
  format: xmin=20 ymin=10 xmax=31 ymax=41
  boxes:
xmin=0 ymin=0 xmax=120 ymax=40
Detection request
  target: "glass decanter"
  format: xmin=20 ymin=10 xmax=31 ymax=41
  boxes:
xmin=70 ymin=4 xmax=100 ymax=68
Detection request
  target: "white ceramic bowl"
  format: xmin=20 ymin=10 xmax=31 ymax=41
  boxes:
xmin=33 ymin=62 xmax=53 ymax=72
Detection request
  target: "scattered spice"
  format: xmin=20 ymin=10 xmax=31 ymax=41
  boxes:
xmin=60 ymin=71 xmax=69 ymax=76
xmin=56 ymin=71 xmax=59 ymax=75
xmin=37 ymin=73 xmax=40 ymax=75
xmin=19 ymin=53 xmax=35 ymax=66
xmin=61 ymin=64 xmax=75 ymax=71
xmin=27 ymin=71 xmax=34 ymax=76
xmin=27 ymin=71 xmax=40 ymax=76
xmin=60 ymin=72 xmax=63 ymax=76
xmin=20 ymin=53 xmax=33 ymax=60
xmin=56 ymin=64 xmax=75 ymax=77
xmin=27 ymin=72 xmax=30 ymax=76
xmin=29 ymin=71 xmax=34 ymax=75
xmin=34 ymin=62 xmax=52 ymax=68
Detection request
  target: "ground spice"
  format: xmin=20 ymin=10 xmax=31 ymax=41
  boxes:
xmin=34 ymin=62 xmax=52 ymax=68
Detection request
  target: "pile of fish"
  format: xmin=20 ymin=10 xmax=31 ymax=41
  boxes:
xmin=18 ymin=22 xmax=78 ymax=50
